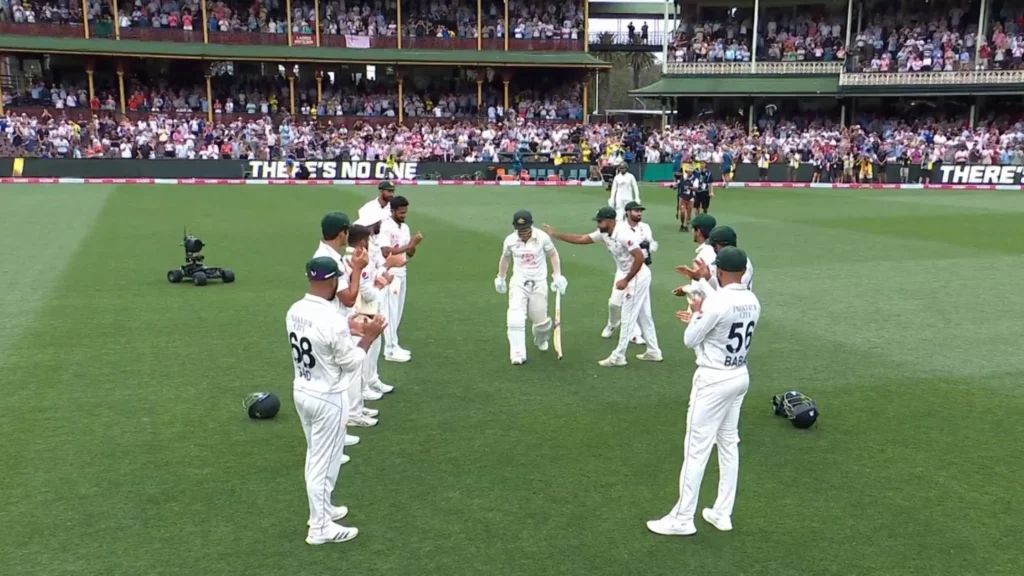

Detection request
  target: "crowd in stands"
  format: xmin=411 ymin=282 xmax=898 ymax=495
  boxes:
xmin=1 ymin=0 xmax=85 ymax=24
xmin=4 ymin=105 xmax=1023 ymax=170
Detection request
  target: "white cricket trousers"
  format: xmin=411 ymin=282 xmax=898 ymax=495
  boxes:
xmin=668 ymin=367 xmax=749 ymax=523
xmin=383 ymin=275 xmax=407 ymax=352
xmin=294 ymin=388 xmax=350 ymax=532
xmin=609 ymin=268 xmax=661 ymax=361
xmin=506 ymin=277 xmax=549 ymax=361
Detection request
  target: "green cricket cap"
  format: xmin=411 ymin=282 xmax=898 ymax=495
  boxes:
xmin=321 ymin=212 xmax=351 ymax=240
xmin=378 ymin=180 xmax=395 ymax=191
xmin=708 ymin=226 xmax=737 ymax=247
xmin=714 ymin=246 xmax=748 ymax=273
xmin=513 ymin=209 xmax=533 ymax=230
xmin=624 ymin=201 xmax=645 ymax=211
xmin=593 ymin=206 xmax=617 ymax=221
xmin=306 ymin=256 xmax=340 ymax=281
xmin=691 ymin=213 xmax=717 ymax=234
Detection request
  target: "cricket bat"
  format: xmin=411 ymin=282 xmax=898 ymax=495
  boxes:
xmin=553 ymin=292 xmax=563 ymax=360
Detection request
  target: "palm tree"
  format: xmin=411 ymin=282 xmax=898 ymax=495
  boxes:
xmin=625 ymin=51 xmax=656 ymax=89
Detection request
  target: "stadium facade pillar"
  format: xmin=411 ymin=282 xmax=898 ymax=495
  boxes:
xmin=477 ymin=0 xmax=482 ymax=50
xmin=975 ymin=0 xmax=988 ymax=63
xmin=748 ymin=105 xmax=754 ymax=133
xmin=116 ymin=67 xmax=126 ymax=116
xmin=856 ymin=2 xmax=862 ymax=35
xmin=840 ymin=104 xmax=846 ymax=127
xmin=0 ymin=78 xmax=4 ymax=116
xmin=503 ymin=80 xmax=510 ymax=111
xmin=112 ymin=0 xmax=121 ymax=40
xmin=286 ymin=0 xmax=293 ymax=46
xmin=661 ymin=0 xmax=669 ymax=73
xmin=583 ymin=78 xmax=589 ymax=123
xmin=397 ymin=0 xmax=402 ymax=48
xmin=750 ymin=0 xmax=759 ymax=71
xmin=288 ymin=73 xmax=296 ymax=116
xmin=81 ymin=0 xmax=90 ymax=38
xmin=844 ymin=0 xmax=853 ymax=49
xmin=315 ymin=0 xmax=321 ymax=46
xmin=593 ymin=72 xmax=600 ymax=116
xmin=201 ymin=0 xmax=209 ymax=43
xmin=205 ymin=74 xmax=213 ymax=123
xmin=398 ymin=77 xmax=405 ymax=123
xmin=584 ymin=0 xmax=590 ymax=53
xmin=476 ymin=79 xmax=483 ymax=116
xmin=504 ymin=2 xmax=509 ymax=50
xmin=969 ymin=104 xmax=976 ymax=129
xmin=87 ymin=67 xmax=95 ymax=103
xmin=316 ymin=70 xmax=323 ymax=104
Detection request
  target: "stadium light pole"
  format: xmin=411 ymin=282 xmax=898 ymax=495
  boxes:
xmin=750 ymin=0 xmax=759 ymax=72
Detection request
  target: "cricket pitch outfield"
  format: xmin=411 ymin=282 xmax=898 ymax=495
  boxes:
xmin=1 ymin=182 xmax=1022 ymax=576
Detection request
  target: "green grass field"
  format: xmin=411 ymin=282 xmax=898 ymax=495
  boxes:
xmin=1 ymin=182 xmax=1023 ymax=576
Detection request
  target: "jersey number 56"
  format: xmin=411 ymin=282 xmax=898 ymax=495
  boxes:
xmin=725 ymin=321 xmax=755 ymax=368
xmin=290 ymin=332 xmax=317 ymax=380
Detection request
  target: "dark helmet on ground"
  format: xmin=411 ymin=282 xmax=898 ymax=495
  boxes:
xmin=772 ymin=391 xmax=819 ymax=429
xmin=244 ymin=392 xmax=281 ymax=420
xmin=513 ymin=210 xmax=533 ymax=230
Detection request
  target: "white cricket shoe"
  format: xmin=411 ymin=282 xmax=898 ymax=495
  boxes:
xmin=306 ymin=523 xmax=359 ymax=545
xmin=636 ymin=351 xmax=664 ymax=362
xmin=370 ymin=380 xmax=395 ymax=394
xmin=384 ymin=349 xmax=411 ymax=363
xmin=535 ymin=335 xmax=550 ymax=351
xmin=344 ymin=434 xmax=360 ymax=446
xmin=308 ymin=506 xmax=349 ymax=526
xmin=511 ymin=357 xmax=526 ymax=365
xmin=340 ymin=454 xmax=351 ymax=465
xmin=646 ymin=515 xmax=697 ymax=536
xmin=363 ymin=389 xmax=384 ymax=401
xmin=361 ymin=407 xmax=379 ymax=418
xmin=393 ymin=346 xmax=412 ymax=356
xmin=631 ymin=334 xmax=646 ymax=345
xmin=600 ymin=325 xmax=616 ymax=339
xmin=701 ymin=508 xmax=733 ymax=532
xmin=348 ymin=413 xmax=378 ymax=427
xmin=598 ymin=355 xmax=627 ymax=367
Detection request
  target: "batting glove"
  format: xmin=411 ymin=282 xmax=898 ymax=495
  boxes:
xmin=649 ymin=240 xmax=659 ymax=253
xmin=551 ymin=275 xmax=568 ymax=295
xmin=494 ymin=276 xmax=507 ymax=294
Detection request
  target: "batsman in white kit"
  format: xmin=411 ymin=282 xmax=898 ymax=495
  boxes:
xmin=609 ymin=162 xmax=641 ymax=220
xmin=648 ymin=247 xmax=760 ymax=536
xmin=286 ymin=256 xmax=386 ymax=545
xmin=602 ymin=200 xmax=658 ymax=345
xmin=545 ymin=206 xmax=662 ymax=367
xmin=495 ymin=210 xmax=568 ymax=365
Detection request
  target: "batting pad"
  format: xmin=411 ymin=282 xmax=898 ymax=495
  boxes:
xmin=533 ymin=317 xmax=553 ymax=348
xmin=506 ymin=311 xmax=527 ymax=361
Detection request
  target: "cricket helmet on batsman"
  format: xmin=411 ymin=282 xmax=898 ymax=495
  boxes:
xmin=244 ymin=392 xmax=281 ymax=420
xmin=513 ymin=210 xmax=533 ymax=230
xmin=772 ymin=391 xmax=819 ymax=429
xmin=617 ymin=162 xmax=628 ymax=174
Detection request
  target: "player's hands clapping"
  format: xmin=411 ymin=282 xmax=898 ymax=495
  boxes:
xmin=676 ymin=296 xmax=703 ymax=323
xmin=494 ymin=276 xmax=507 ymax=294
xmin=411 ymin=231 xmax=424 ymax=245
xmin=676 ymin=259 xmax=710 ymax=280
xmin=551 ymin=275 xmax=568 ymax=295
xmin=350 ymin=247 xmax=369 ymax=271
xmin=363 ymin=315 xmax=387 ymax=340
xmin=385 ymin=253 xmax=406 ymax=268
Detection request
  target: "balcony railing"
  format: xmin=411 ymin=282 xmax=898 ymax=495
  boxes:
xmin=208 ymin=31 xmax=289 ymax=46
xmin=839 ymin=69 xmax=1024 ymax=86
xmin=403 ymin=37 xmax=479 ymax=51
xmin=321 ymin=35 xmax=398 ymax=49
xmin=666 ymin=61 xmax=844 ymax=75
xmin=507 ymin=38 xmax=583 ymax=52
xmin=0 ymin=22 xmax=84 ymax=39
xmin=589 ymin=31 xmax=670 ymax=47
xmin=120 ymin=27 xmax=204 ymax=43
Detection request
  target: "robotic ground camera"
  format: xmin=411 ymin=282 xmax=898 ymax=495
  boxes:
xmin=167 ymin=231 xmax=236 ymax=286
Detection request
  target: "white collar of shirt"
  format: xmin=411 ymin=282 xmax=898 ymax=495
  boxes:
xmin=318 ymin=241 xmax=342 ymax=260
xmin=302 ymin=293 xmax=334 ymax=306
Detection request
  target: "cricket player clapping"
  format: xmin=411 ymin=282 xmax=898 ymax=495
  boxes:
xmin=495 ymin=210 xmax=567 ymax=365
xmin=609 ymin=163 xmax=640 ymax=221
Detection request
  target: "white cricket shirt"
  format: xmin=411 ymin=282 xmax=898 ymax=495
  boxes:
xmin=609 ymin=173 xmax=640 ymax=210
xmin=380 ymin=216 xmax=410 ymax=278
xmin=589 ymin=224 xmax=648 ymax=278
xmin=708 ymin=257 xmax=755 ymax=291
xmin=343 ymin=245 xmax=379 ymax=305
xmin=286 ymin=294 xmax=366 ymax=394
xmin=358 ymin=197 xmax=390 ymax=225
xmin=684 ymin=284 xmax=761 ymax=372
xmin=312 ymin=241 xmax=353 ymax=318
xmin=630 ymin=221 xmax=655 ymax=260
xmin=502 ymin=228 xmax=556 ymax=282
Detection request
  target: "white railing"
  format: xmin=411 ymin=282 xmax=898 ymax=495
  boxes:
xmin=665 ymin=61 xmax=844 ymax=75
xmin=839 ymin=69 xmax=1024 ymax=86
